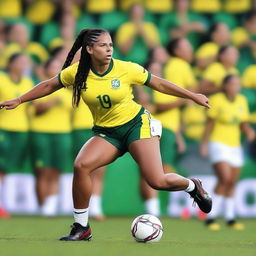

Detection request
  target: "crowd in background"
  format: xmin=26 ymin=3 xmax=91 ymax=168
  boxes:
xmin=0 ymin=0 xmax=256 ymax=220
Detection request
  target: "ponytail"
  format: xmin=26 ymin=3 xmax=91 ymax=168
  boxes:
xmin=62 ymin=28 xmax=108 ymax=107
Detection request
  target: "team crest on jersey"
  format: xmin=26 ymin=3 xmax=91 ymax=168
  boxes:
xmin=111 ymin=79 xmax=120 ymax=89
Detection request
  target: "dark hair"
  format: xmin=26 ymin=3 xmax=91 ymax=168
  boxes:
xmin=222 ymin=74 xmax=237 ymax=85
xmin=244 ymin=10 xmax=256 ymax=22
xmin=217 ymin=45 xmax=231 ymax=61
xmin=7 ymin=52 xmax=24 ymax=69
xmin=62 ymin=28 xmax=109 ymax=107
xmin=166 ymin=38 xmax=182 ymax=57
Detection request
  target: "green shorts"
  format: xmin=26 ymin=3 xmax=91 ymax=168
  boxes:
xmin=0 ymin=130 xmax=29 ymax=173
xmin=160 ymin=128 xmax=177 ymax=165
xmin=72 ymin=129 xmax=93 ymax=157
xmin=92 ymin=107 xmax=159 ymax=155
xmin=30 ymin=132 xmax=72 ymax=172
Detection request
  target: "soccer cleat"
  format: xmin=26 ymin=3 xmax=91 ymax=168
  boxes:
xmin=189 ymin=178 xmax=212 ymax=214
xmin=227 ymin=220 xmax=244 ymax=230
xmin=59 ymin=223 xmax=92 ymax=241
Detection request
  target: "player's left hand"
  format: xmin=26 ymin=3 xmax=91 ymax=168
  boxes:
xmin=192 ymin=93 xmax=210 ymax=108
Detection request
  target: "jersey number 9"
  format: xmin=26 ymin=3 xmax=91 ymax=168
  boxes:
xmin=96 ymin=94 xmax=112 ymax=109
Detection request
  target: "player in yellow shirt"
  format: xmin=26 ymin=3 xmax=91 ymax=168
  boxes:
xmin=30 ymin=58 xmax=73 ymax=216
xmin=199 ymin=45 xmax=239 ymax=95
xmin=195 ymin=23 xmax=231 ymax=77
xmin=200 ymin=75 xmax=255 ymax=231
xmin=0 ymin=53 xmax=33 ymax=218
xmin=0 ymin=28 xmax=212 ymax=241
xmin=115 ymin=3 xmax=160 ymax=65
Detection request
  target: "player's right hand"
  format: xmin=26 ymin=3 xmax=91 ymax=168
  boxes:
xmin=0 ymin=98 xmax=21 ymax=110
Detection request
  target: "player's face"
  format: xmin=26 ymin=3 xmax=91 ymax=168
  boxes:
xmin=87 ymin=33 xmax=113 ymax=65
xmin=8 ymin=54 xmax=30 ymax=75
xmin=175 ymin=39 xmax=193 ymax=63
xmin=223 ymin=76 xmax=241 ymax=97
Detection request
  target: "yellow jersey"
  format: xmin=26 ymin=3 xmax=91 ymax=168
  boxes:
xmin=59 ymin=59 xmax=150 ymax=127
xmin=182 ymin=104 xmax=207 ymax=141
xmin=72 ymin=102 xmax=94 ymax=130
xmin=0 ymin=72 xmax=33 ymax=132
xmin=242 ymin=65 xmax=256 ymax=89
xmin=202 ymin=62 xmax=239 ymax=87
xmin=30 ymin=89 xmax=73 ymax=133
xmin=195 ymin=42 xmax=219 ymax=59
xmin=207 ymin=93 xmax=249 ymax=147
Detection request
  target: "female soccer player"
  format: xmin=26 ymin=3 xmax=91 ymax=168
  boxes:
xmin=200 ymin=74 xmax=255 ymax=230
xmin=0 ymin=28 xmax=212 ymax=241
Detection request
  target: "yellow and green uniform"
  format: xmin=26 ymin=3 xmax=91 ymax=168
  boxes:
xmin=207 ymin=93 xmax=249 ymax=147
xmin=153 ymin=57 xmax=196 ymax=165
xmin=59 ymin=58 xmax=153 ymax=154
xmin=0 ymin=72 xmax=33 ymax=173
xmin=202 ymin=62 xmax=239 ymax=88
xmin=241 ymin=65 xmax=256 ymax=123
xmin=30 ymin=89 xmax=73 ymax=172
xmin=182 ymin=104 xmax=207 ymax=142
xmin=115 ymin=22 xmax=160 ymax=65
xmin=72 ymin=103 xmax=94 ymax=157
xmin=194 ymin=42 xmax=219 ymax=77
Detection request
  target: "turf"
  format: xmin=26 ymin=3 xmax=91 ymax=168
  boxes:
xmin=0 ymin=216 xmax=255 ymax=256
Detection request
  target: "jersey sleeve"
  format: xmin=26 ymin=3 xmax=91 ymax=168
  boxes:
xmin=58 ymin=62 xmax=78 ymax=88
xmin=128 ymin=62 xmax=151 ymax=86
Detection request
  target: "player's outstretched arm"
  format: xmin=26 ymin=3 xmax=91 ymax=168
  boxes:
xmin=148 ymin=74 xmax=210 ymax=108
xmin=0 ymin=76 xmax=61 ymax=110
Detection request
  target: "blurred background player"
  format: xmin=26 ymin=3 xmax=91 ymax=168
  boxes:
xmin=200 ymin=74 xmax=255 ymax=230
xmin=30 ymin=57 xmax=73 ymax=216
xmin=0 ymin=53 xmax=33 ymax=217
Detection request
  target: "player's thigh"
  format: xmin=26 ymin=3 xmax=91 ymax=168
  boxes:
xmin=75 ymin=136 xmax=120 ymax=171
xmin=128 ymin=137 xmax=165 ymax=186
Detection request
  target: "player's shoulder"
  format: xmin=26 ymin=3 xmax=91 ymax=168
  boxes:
xmin=113 ymin=58 xmax=144 ymax=72
xmin=236 ymin=93 xmax=248 ymax=103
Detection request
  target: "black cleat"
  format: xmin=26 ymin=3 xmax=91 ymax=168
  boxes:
xmin=59 ymin=223 xmax=92 ymax=241
xmin=189 ymin=178 xmax=212 ymax=213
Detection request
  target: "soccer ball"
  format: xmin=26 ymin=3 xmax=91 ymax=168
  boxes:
xmin=131 ymin=214 xmax=163 ymax=243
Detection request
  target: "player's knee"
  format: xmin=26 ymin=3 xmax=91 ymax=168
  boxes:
xmin=74 ymin=159 xmax=91 ymax=174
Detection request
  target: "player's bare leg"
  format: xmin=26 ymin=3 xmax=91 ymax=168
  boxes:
xmin=129 ymin=137 xmax=212 ymax=213
xmin=60 ymin=136 xmax=120 ymax=241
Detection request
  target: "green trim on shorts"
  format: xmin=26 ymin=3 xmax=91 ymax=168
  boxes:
xmin=92 ymin=107 xmax=152 ymax=155
xmin=160 ymin=128 xmax=177 ymax=165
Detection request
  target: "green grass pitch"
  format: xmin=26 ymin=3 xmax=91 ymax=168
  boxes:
xmin=0 ymin=216 xmax=255 ymax=256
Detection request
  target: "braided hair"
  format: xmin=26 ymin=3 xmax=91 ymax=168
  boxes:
xmin=62 ymin=28 xmax=109 ymax=107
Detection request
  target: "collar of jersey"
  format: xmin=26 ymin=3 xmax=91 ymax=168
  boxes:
xmin=91 ymin=59 xmax=113 ymax=77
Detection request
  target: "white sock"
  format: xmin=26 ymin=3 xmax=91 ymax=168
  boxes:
xmin=41 ymin=194 xmax=58 ymax=216
xmin=74 ymin=208 xmax=89 ymax=227
xmin=224 ymin=197 xmax=235 ymax=221
xmin=207 ymin=193 xmax=224 ymax=219
xmin=145 ymin=198 xmax=160 ymax=216
xmin=185 ymin=179 xmax=195 ymax=193
xmin=89 ymin=195 xmax=103 ymax=216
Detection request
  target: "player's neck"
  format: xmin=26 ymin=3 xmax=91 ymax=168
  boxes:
xmin=91 ymin=60 xmax=111 ymax=75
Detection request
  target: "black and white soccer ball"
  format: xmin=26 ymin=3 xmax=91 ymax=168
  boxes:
xmin=131 ymin=214 xmax=163 ymax=243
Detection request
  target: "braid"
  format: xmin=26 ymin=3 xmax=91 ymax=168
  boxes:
xmin=61 ymin=28 xmax=109 ymax=107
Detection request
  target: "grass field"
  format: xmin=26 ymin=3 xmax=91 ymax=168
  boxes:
xmin=0 ymin=216 xmax=255 ymax=256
